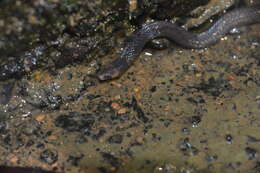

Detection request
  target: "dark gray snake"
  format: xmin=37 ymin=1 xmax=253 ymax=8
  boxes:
xmin=97 ymin=5 xmax=260 ymax=81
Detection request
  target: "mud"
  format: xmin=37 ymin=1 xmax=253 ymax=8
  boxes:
xmin=0 ymin=0 xmax=259 ymax=173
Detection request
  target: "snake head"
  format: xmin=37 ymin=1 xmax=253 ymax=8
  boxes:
xmin=97 ymin=57 xmax=129 ymax=81
xmin=97 ymin=64 xmax=121 ymax=81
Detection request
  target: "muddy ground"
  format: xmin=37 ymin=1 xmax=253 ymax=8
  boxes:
xmin=0 ymin=0 xmax=260 ymax=173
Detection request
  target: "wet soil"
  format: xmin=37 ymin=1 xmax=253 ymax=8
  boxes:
xmin=0 ymin=1 xmax=260 ymax=173
xmin=0 ymin=24 xmax=259 ymax=173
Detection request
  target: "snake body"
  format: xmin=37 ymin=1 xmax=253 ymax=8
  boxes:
xmin=97 ymin=5 xmax=260 ymax=81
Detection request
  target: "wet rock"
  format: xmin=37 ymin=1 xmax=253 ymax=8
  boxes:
xmin=184 ymin=0 xmax=236 ymax=28
xmin=133 ymin=0 xmax=209 ymax=22
xmin=3 ymin=134 xmax=11 ymax=147
xmin=149 ymin=85 xmax=157 ymax=92
xmin=1 ymin=129 xmax=28 ymax=150
xmin=26 ymin=140 xmax=35 ymax=147
xmin=131 ymin=97 xmax=149 ymax=123
xmin=13 ymin=134 xmax=25 ymax=149
xmin=67 ymin=154 xmax=84 ymax=166
xmin=0 ymin=121 xmax=8 ymax=134
xmin=36 ymin=143 xmax=45 ymax=149
xmin=256 ymin=96 xmax=260 ymax=109
xmin=117 ymin=108 xmax=128 ymax=115
xmin=181 ymin=128 xmax=190 ymax=134
xmin=254 ymin=162 xmax=260 ymax=172
xmin=187 ymin=95 xmax=205 ymax=105
xmin=182 ymin=63 xmax=200 ymax=74
xmin=75 ymin=81 xmax=86 ymax=92
xmin=247 ymin=136 xmax=260 ymax=143
xmin=88 ymin=101 xmax=114 ymax=116
xmin=83 ymin=76 xmax=96 ymax=89
xmin=24 ymin=89 xmax=49 ymax=109
xmin=225 ymin=134 xmax=233 ymax=144
xmin=227 ymin=162 xmax=241 ymax=171
xmin=178 ymin=137 xmax=199 ymax=156
xmin=154 ymin=163 xmax=177 ymax=173
xmin=23 ymin=45 xmax=45 ymax=72
xmin=16 ymin=81 xmax=29 ymax=96
xmin=233 ymin=63 xmax=255 ymax=80
xmin=216 ymin=61 xmax=233 ymax=72
xmin=0 ymin=0 xmax=126 ymax=81
xmin=205 ymin=155 xmax=218 ymax=163
xmin=193 ymin=76 xmax=233 ymax=97
xmin=130 ymin=136 xmax=145 ymax=146
xmin=101 ymin=152 xmax=120 ymax=168
xmin=54 ymin=112 xmax=95 ymax=134
xmin=86 ymin=94 xmax=101 ymax=100
xmin=66 ymin=72 xmax=73 ymax=80
xmin=159 ymin=118 xmax=173 ymax=128
xmin=107 ymin=134 xmax=123 ymax=144
xmin=46 ymin=93 xmax=62 ymax=110
xmin=0 ymin=81 xmax=14 ymax=105
xmin=190 ymin=116 xmax=201 ymax=127
xmin=98 ymin=167 xmax=111 ymax=173
xmin=0 ymin=166 xmax=55 ymax=173
xmin=75 ymin=135 xmax=88 ymax=144
xmin=111 ymin=102 xmax=121 ymax=111
xmin=0 ymin=59 xmax=24 ymax=81
xmin=92 ymin=128 xmax=106 ymax=140
xmin=21 ymin=123 xmax=42 ymax=137
xmin=63 ymin=94 xmax=81 ymax=102
xmin=245 ymin=147 xmax=257 ymax=160
xmin=40 ymin=149 xmax=58 ymax=165
xmin=0 ymin=44 xmax=46 ymax=81
xmin=152 ymin=133 xmax=161 ymax=142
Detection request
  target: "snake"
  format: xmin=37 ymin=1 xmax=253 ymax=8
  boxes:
xmin=97 ymin=5 xmax=260 ymax=81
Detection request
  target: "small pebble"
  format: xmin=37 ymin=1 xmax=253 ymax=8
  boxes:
xmin=9 ymin=155 xmax=18 ymax=164
xmin=35 ymin=114 xmax=46 ymax=122
xmin=254 ymin=162 xmax=260 ymax=170
xmin=107 ymin=134 xmax=123 ymax=144
xmin=135 ymin=136 xmax=144 ymax=144
xmin=150 ymin=86 xmax=157 ymax=92
xmin=245 ymin=147 xmax=257 ymax=160
xmin=181 ymin=128 xmax=190 ymax=134
xmin=114 ymin=95 xmax=121 ymax=100
xmin=40 ymin=149 xmax=58 ymax=165
xmin=205 ymin=155 xmax=218 ymax=163
xmin=190 ymin=116 xmax=201 ymax=127
xmin=47 ymin=135 xmax=58 ymax=140
xmin=111 ymin=102 xmax=120 ymax=110
xmin=225 ymin=134 xmax=233 ymax=144
xmin=134 ymin=88 xmax=140 ymax=93
xmin=117 ymin=108 xmax=127 ymax=114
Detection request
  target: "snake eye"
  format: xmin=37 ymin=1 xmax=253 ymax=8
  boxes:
xmin=97 ymin=66 xmax=121 ymax=81
xmin=101 ymin=75 xmax=111 ymax=81
xmin=97 ymin=72 xmax=112 ymax=81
